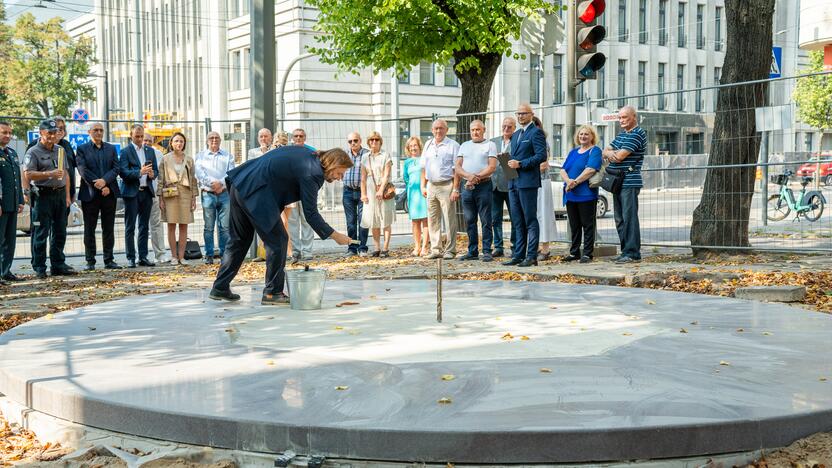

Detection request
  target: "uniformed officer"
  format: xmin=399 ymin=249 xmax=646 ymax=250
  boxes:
xmin=26 ymin=116 xmax=77 ymax=204
xmin=24 ymin=119 xmax=76 ymax=279
xmin=0 ymin=121 xmax=24 ymax=284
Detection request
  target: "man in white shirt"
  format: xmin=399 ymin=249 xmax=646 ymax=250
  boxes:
xmin=455 ymin=120 xmax=498 ymax=262
xmin=144 ymin=133 xmax=169 ymax=263
xmin=194 ymin=131 xmax=235 ymax=264
xmin=420 ymin=119 xmax=460 ymax=259
xmin=247 ymin=128 xmax=273 ymax=161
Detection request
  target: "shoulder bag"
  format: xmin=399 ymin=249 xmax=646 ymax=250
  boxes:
xmin=161 ymin=155 xmax=180 ymax=198
xmin=183 ymin=238 xmax=203 ymax=260
xmin=599 ymin=165 xmax=635 ymax=194
xmin=368 ymin=154 xmax=396 ymax=200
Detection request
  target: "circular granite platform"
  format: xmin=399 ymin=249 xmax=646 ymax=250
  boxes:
xmin=1 ymin=280 xmax=831 ymax=463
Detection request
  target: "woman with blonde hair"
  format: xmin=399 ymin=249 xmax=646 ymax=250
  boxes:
xmin=402 ymin=136 xmax=429 ymax=256
xmin=360 ymin=131 xmax=395 ymax=257
xmin=560 ymin=124 xmax=602 ymax=263
xmin=157 ymin=132 xmax=198 ymax=265
xmin=272 ymin=131 xmax=289 ymax=149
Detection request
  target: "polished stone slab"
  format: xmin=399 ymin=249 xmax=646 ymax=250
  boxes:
xmin=1 ymin=280 xmax=831 ymax=463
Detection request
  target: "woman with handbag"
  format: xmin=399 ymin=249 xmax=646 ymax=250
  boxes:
xmin=402 ymin=136 xmax=429 ymax=256
xmin=560 ymin=124 xmax=602 ymax=263
xmin=360 ymin=131 xmax=395 ymax=257
xmin=157 ymin=132 xmax=198 ymax=265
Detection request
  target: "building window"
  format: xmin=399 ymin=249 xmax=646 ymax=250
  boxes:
xmin=597 ymin=67 xmax=606 ymax=100
xmin=696 ymin=4 xmax=705 ymax=49
xmin=676 ymin=64 xmax=685 ymax=111
xmin=230 ymin=50 xmax=241 ymax=91
xmin=419 ymin=62 xmax=434 ymax=85
xmin=715 ymin=7 xmax=723 ymax=51
xmin=398 ymin=69 xmax=410 ymax=84
xmin=553 ymin=54 xmax=563 ymax=104
xmin=530 ymin=54 xmax=540 ymax=104
xmin=658 ymin=63 xmax=666 ymax=110
xmin=618 ymin=0 xmax=628 ymax=42
xmin=444 ymin=61 xmax=458 ymax=87
xmin=638 ymin=0 xmax=648 ymax=44
xmin=617 ymin=59 xmax=627 ymax=109
xmin=678 ymin=2 xmax=687 ymax=48
xmin=695 ymin=66 xmax=703 ymax=112
xmin=242 ymin=48 xmax=250 ymax=90
xmin=228 ymin=0 xmax=248 ymax=18
xmin=658 ymin=0 xmax=668 ymax=46
xmin=637 ymin=61 xmax=647 ymax=110
xmin=576 ymin=81 xmax=585 ymax=102
xmin=552 ymin=125 xmax=563 ymax=158
xmin=713 ymin=67 xmax=721 ymax=110
xmin=804 ymin=132 xmax=814 ymax=151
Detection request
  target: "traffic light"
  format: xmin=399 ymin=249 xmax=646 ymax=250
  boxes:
xmin=574 ymin=0 xmax=606 ymax=80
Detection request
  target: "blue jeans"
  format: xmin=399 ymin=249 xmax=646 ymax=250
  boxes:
xmin=462 ymin=181 xmax=493 ymax=256
xmin=202 ymin=191 xmax=230 ymax=257
xmin=342 ymin=187 xmax=368 ymax=253
xmin=613 ymin=187 xmax=641 ymax=259
xmin=491 ymin=189 xmax=511 ymax=251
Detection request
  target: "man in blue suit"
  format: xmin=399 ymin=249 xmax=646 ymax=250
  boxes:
xmin=76 ymin=122 xmax=122 ymax=270
xmin=210 ymin=146 xmax=353 ymax=305
xmin=119 ymin=124 xmax=158 ymax=268
xmin=503 ymin=104 xmax=547 ymax=267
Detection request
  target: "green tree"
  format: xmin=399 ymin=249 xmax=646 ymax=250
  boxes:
xmin=307 ymin=0 xmax=557 ymax=139
xmin=0 ymin=12 xmax=96 ymax=123
xmin=793 ymin=51 xmax=832 ymax=130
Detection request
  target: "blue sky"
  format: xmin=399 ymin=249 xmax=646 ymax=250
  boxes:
xmin=4 ymin=0 xmax=94 ymax=23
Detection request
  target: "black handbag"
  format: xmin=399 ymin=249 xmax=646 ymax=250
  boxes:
xmin=183 ymin=239 xmax=203 ymax=260
xmin=600 ymin=165 xmax=633 ymax=194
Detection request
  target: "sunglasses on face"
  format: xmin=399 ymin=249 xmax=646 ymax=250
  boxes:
xmin=347 ymin=139 xmax=359 ymax=144
xmin=293 ymin=135 xmax=304 ymax=138
xmin=368 ymin=138 xmax=380 ymax=142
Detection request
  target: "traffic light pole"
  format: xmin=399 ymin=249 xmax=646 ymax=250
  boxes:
xmin=565 ymin=1 xmax=578 ymax=142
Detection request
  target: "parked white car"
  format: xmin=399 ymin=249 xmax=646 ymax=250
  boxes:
xmin=548 ymin=164 xmax=611 ymax=218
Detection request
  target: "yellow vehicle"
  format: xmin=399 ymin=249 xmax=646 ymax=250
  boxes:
xmin=110 ymin=112 xmax=186 ymax=152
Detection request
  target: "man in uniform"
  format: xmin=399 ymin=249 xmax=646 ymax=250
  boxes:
xmin=27 ymin=116 xmax=77 ymax=204
xmin=0 ymin=122 xmax=25 ymax=284
xmin=24 ymin=119 xmax=75 ymax=279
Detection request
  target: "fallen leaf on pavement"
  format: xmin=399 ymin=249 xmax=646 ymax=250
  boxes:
xmin=719 ymin=360 xmax=731 ymax=366
xmin=336 ymin=301 xmax=360 ymax=307
xmin=762 ymin=331 xmax=773 ymax=336
xmin=622 ymin=332 xmax=633 ymax=336
xmin=520 ymin=335 xmax=530 ymax=341
xmin=335 ymin=386 xmax=349 ymax=391
xmin=266 ymin=360 xmax=275 ymax=366
xmin=820 ymin=377 xmax=828 ymax=382
xmin=539 ymin=368 xmax=552 ymax=373
xmin=645 ymin=299 xmax=656 ymax=305
xmin=690 ymin=321 xmax=699 ymax=325
xmin=736 ymin=328 xmax=745 ymax=332
xmin=334 ymin=326 xmax=344 ymax=330
xmin=437 ymin=397 xmax=452 ymax=404
xmin=501 ymin=332 xmax=514 ymax=340
xmin=679 ymin=328 xmax=688 ymax=333
xmin=441 ymin=374 xmax=455 ymax=381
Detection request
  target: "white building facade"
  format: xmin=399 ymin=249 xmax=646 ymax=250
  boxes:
xmin=67 ymin=0 xmax=815 ymax=166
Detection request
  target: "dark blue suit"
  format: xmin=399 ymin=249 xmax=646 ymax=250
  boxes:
xmin=77 ymin=141 xmax=120 ymax=265
xmin=213 ymin=146 xmax=335 ymax=296
xmin=118 ymin=144 xmax=158 ymax=262
xmin=508 ymin=124 xmax=547 ymax=261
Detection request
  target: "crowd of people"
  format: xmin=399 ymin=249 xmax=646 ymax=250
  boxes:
xmin=0 ymin=103 xmax=647 ymax=295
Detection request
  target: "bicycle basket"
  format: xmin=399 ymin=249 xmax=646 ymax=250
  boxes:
xmin=770 ymin=174 xmax=788 ymax=185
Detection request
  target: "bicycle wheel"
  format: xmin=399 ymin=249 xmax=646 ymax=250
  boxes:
xmin=803 ymin=194 xmax=824 ymax=221
xmin=767 ymin=195 xmax=790 ymax=221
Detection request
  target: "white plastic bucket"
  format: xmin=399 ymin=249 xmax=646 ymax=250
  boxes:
xmin=285 ymin=266 xmax=327 ymax=310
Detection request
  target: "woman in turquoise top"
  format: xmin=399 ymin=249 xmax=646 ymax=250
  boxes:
xmin=560 ymin=124 xmax=603 ymax=263
xmin=402 ymin=136 xmax=429 ymax=256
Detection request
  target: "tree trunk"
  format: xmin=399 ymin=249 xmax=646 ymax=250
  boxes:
xmin=454 ymin=51 xmax=502 ymax=143
xmin=689 ymin=0 xmax=775 ymax=256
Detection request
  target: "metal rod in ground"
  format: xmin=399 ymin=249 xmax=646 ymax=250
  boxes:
xmin=436 ymin=257 xmax=443 ymax=323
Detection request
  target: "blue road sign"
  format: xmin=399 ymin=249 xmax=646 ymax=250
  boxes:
xmin=71 ymin=108 xmax=90 ymax=123
xmin=26 ymin=131 xmax=120 ymax=154
xmin=770 ymin=47 xmax=782 ymax=78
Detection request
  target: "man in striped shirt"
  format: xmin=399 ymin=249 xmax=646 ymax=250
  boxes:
xmin=603 ymin=106 xmax=647 ymax=263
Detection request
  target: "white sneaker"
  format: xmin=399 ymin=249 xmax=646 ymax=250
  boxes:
xmin=443 ymin=252 xmax=456 ymax=260
xmin=358 ymin=251 xmax=368 ymax=257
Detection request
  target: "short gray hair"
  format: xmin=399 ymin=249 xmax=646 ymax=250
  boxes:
xmin=619 ymin=105 xmax=637 ymax=116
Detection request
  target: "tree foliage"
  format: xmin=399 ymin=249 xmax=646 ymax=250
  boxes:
xmin=793 ymin=51 xmax=832 ymax=130
xmin=0 ymin=11 xmax=96 ymax=125
xmin=307 ymin=0 xmax=558 ymax=132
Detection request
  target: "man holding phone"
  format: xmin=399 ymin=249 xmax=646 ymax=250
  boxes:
xmin=119 ymin=124 xmax=158 ymax=268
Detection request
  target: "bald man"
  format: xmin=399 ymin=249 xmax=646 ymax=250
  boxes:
xmin=248 ymin=128 xmax=273 ymax=160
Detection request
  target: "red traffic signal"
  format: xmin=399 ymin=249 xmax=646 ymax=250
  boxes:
xmin=577 ymin=0 xmax=606 ymax=24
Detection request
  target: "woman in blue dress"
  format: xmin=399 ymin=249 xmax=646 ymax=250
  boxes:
xmin=560 ymin=124 xmax=603 ymax=263
xmin=402 ymin=136 xmax=429 ymax=256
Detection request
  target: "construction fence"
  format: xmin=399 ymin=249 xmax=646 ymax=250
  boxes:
xmin=4 ymin=73 xmax=832 ymax=260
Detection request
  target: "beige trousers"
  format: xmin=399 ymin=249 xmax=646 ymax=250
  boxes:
xmin=426 ymin=180 xmax=457 ymax=255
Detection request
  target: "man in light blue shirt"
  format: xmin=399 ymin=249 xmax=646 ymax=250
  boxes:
xmin=195 ymin=131 xmax=235 ymax=264
xmin=288 ymin=128 xmax=316 ymax=261
xmin=420 ymin=119 xmax=460 ymax=259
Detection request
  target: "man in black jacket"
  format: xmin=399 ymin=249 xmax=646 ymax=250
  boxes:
xmin=0 ymin=122 xmax=24 ymax=284
xmin=76 ymin=122 xmax=122 ymax=270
